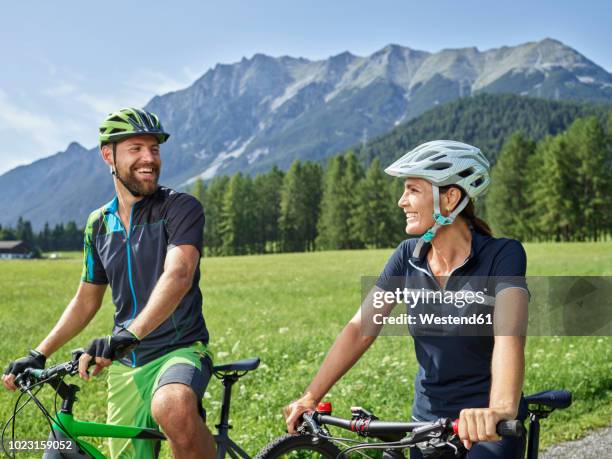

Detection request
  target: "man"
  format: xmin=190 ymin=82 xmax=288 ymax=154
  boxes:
xmin=2 ymin=107 xmax=216 ymax=459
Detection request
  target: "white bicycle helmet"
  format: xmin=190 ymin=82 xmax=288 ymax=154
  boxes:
xmin=384 ymin=140 xmax=491 ymax=256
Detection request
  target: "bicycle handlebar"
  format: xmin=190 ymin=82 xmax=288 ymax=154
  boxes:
xmin=315 ymin=413 xmax=429 ymax=435
xmin=14 ymin=349 xmax=87 ymax=389
xmin=304 ymin=411 xmax=525 ymax=441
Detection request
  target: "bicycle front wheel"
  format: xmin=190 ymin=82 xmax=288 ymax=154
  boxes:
xmin=255 ymin=434 xmax=343 ymax=459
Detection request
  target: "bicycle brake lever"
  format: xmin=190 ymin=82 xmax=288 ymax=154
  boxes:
xmin=301 ymin=412 xmax=322 ymax=437
xmin=71 ymin=348 xmax=85 ymax=363
xmin=14 ymin=369 xmax=35 ymax=391
xmin=66 ymin=348 xmax=97 ymax=376
xmin=411 ymin=418 xmax=451 ymax=443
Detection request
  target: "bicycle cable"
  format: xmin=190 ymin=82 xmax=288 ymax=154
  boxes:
xmin=307 ymin=430 xmax=377 ymax=459
xmin=307 ymin=426 xmax=413 ymax=459
xmin=338 ymin=439 xmax=416 ymax=459
xmin=26 ymin=387 xmax=59 ymax=440
xmin=19 ymin=375 xmax=63 ymax=442
xmin=314 ymin=430 xmax=383 ymax=446
xmin=1 ymin=386 xmax=42 ymax=459
xmin=7 ymin=376 xmax=64 ymax=452
xmin=25 ymin=385 xmax=75 ymax=459
xmin=2 ymin=390 xmax=26 ymax=459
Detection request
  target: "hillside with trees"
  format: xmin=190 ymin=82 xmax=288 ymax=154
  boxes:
xmin=356 ymin=93 xmax=611 ymax=167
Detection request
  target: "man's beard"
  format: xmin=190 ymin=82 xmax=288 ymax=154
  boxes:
xmin=115 ymin=164 xmax=160 ymax=197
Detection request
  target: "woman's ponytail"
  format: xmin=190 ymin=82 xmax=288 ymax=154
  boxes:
xmin=461 ymin=199 xmax=492 ymax=237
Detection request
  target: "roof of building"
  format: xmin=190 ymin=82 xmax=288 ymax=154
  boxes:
xmin=0 ymin=240 xmax=25 ymax=250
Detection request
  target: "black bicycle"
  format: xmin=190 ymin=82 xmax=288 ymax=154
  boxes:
xmin=1 ymin=349 xmax=261 ymax=459
xmin=256 ymin=390 xmax=572 ymax=459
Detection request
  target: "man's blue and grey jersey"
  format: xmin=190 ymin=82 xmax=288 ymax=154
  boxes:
xmin=81 ymin=186 xmax=208 ymax=367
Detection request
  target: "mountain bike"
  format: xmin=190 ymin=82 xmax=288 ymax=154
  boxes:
xmin=1 ymin=349 xmax=261 ymax=459
xmin=256 ymin=390 xmax=572 ymax=459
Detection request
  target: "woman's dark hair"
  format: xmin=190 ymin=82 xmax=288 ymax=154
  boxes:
xmin=440 ymin=185 xmax=492 ymax=237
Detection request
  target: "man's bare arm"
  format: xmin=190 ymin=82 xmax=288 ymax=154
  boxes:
xmin=127 ymin=245 xmax=199 ymax=339
xmin=2 ymin=282 xmax=106 ymax=391
xmin=37 ymin=282 xmax=107 ymax=357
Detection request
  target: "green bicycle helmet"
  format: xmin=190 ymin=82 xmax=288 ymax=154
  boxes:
xmin=99 ymin=107 xmax=170 ymax=147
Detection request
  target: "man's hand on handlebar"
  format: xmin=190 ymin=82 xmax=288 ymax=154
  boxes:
xmin=2 ymin=349 xmax=47 ymax=392
xmin=78 ymin=328 xmax=140 ymax=380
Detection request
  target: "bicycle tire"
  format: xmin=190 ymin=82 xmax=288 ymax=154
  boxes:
xmin=255 ymin=434 xmax=343 ymax=459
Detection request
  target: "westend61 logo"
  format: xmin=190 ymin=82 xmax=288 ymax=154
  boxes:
xmin=369 ymin=287 xmax=494 ymax=330
xmin=372 ymin=288 xmax=487 ymax=309
xmin=361 ymin=276 xmax=612 ymax=336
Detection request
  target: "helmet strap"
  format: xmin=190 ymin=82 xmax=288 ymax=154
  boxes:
xmin=110 ymin=142 xmax=117 ymax=176
xmin=413 ymin=185 xmax=469 ymax=258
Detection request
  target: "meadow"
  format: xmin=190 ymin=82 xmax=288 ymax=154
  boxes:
xmin=0 ymin=242 xmax=610 ymax=458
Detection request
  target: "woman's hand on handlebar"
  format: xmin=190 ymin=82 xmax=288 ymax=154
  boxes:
xmin=283 ymin=394 xmax=317 ymax=434
xmin=457 ymin=406 xmax=516 ymax=450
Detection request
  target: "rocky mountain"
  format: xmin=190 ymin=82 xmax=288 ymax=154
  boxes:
xmin=1 ymin=38 xmax=611 ymax=229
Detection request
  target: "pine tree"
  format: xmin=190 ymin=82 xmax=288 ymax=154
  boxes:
xmin=317 ymin=151 xmax=366 ymax=249
xmin=530 ymin=135 xmax=575 ymax=241
xmin=190 ymin=179 xmax=205 ymax=203
xmin=220 ymin=174 xmax=257 ymax=255
xmin=563 ymin=117 xmax=612 ymax=241
xmin=254 ymin=167 xmax=284 ymax=253
xmin=485 ymin=132 xmax=536 ymax=239
xmin=354 ymin=158 xmax=397 ymax=248
xmin=203 ymin=176 xmax=229 ymax=255
xmin=278 ymin=161 xmax=324 ymax=252
xmin=316 ymin=156 xmax=347 ymax=250
xmin=301 ymin=162 xmax=323 ymax=251
xmin=16 ymin=217 xmax=34 ymax=245
xmin=343 ymin=151 xmax=365 ymax=248
xmin=64 ymin=221 xmax=81 ymax=250
xmin=52 ymin=223 xmax=66 ymax=250
xmin=40 ymin=223 xmax=52 ymax=251
xmin=279 ymin=161 xmax=305 ymax=252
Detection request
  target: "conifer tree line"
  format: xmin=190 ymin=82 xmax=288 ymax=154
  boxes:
xmin=2 ymin=115 xmax=610 ymax=255
xmin=0 ymin=218 xmax=82 ymax=254
xmin=486 ymin=116 xmax=612 ymax=242
xmin=193 ymin=115 xmax=612 ymax=255
xmin=190 ymin=152 xmax=406 ymax=256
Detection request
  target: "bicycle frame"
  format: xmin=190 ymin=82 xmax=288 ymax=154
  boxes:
xmin=9 ymin=359 xmax=257 ymax=459
xmin=213 ymin=372 xmax=251 ymax=459
xmin=46 ymin=412 xmax=164 ymax=459
xmin=41 ymin=379 xmax=252 ymax=459
xmin=35 ymin=378 xmax=164 ymax=459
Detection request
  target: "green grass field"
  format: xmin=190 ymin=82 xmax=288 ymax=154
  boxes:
xmin=1 ymin=242 xmax=611 ymax=458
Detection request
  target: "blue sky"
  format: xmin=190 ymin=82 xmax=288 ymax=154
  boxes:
xmin=1 ymin=0 xmax=610 ymax=174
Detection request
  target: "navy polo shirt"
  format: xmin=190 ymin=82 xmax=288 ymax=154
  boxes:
xmin=376 ymin=230 xmax=528 ymax=421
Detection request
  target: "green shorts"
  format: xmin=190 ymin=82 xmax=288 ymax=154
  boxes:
xmin=106 ymin=342 xmax=213 ymax=459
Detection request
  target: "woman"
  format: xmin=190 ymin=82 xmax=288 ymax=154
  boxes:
xmin=283 ymin=140 xmax=529 ymax=458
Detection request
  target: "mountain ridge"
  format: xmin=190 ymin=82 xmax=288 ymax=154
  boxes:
xmin=2 ymin=38 xmax=612 ymax=229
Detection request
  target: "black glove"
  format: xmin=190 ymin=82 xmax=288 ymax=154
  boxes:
xmin=4 ymin=349 xmax=46 ymax=377
xmin=85 ymin=328 xmax=140 ymax=361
